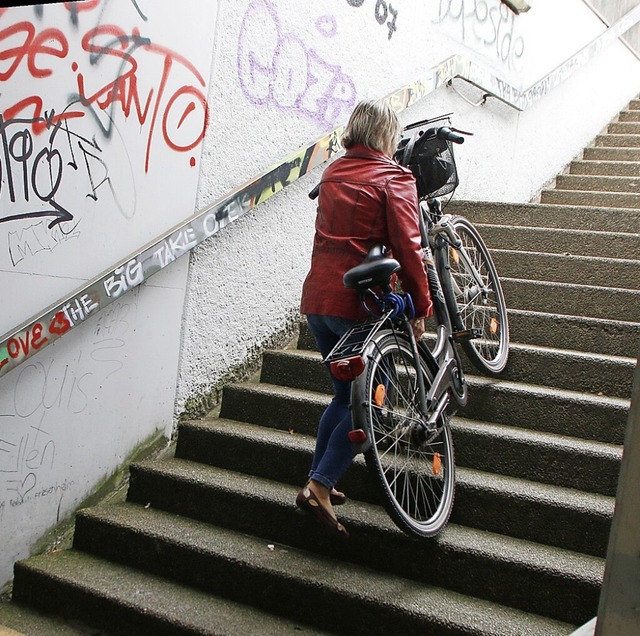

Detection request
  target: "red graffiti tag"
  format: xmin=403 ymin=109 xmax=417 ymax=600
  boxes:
xmin=1 ymin=8 xmax=208 ymax=171
xmin=0 ymin=311 xmax=73 ymax=372
xmin=48 ymin=311 xmax=71 ymax=335
xmin=5 ymin=322 xmax=49 ymax=360
xmin=0 ymin=21 xmax=68 ymax=81
xmin=77 ymin=24 xmax=208 ymax=172
xmin=64 ymin=1 xmax=101 ymax=12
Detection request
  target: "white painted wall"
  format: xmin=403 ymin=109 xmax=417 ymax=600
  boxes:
xmin=176 ymin=0 xmax=640 ymax=415
xmin=1 ymin=0 xmax=639 ymax=591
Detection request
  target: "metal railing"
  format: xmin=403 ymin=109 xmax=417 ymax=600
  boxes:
xmin=2 ymin=4 xmax=640 ymax=380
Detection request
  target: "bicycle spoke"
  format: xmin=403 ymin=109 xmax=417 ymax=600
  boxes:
xmin=357 ymin=332 xmax=455 ymax=537
xmin=444 ymin=217 xmax=509 ymax=374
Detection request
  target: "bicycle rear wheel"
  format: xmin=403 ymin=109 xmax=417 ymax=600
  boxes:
xmin=352 ymin=331 xmax=455 ymax=538
xmin=441 ymin=215 xmax=509 ymax=375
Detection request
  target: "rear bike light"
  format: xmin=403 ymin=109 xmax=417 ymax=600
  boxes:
xmin=348 ymin=429 xmax=368 ymax=444
xmin=330 ymin=356 xmax=365 ymax=381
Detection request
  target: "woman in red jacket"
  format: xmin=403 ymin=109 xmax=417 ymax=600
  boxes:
xmin=297 ymin=99 xmax=433 ymax=538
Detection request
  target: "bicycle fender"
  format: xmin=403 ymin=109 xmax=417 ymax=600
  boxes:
xmin=348 ymin=328 xmax=396 ymax=455
xmin=350 ymin=382 xmax=372 ymax=455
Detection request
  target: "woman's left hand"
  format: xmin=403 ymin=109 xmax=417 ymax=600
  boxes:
xmin=411 ymin=317 xmax=426 ymax=339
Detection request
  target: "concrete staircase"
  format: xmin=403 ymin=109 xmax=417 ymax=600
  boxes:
xmin=1 ymin=99 xmax=639 ymax=635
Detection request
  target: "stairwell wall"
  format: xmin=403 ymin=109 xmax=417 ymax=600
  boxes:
xmin=1 ymin=0 xmax=639 ymax=593
xmin=589 ymin=0 xmax=640 ymax=54
xmin=0 ymin=1 xmax=218 ymax=590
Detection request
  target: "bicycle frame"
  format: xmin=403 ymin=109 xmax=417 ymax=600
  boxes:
xmin=323 ymin=237 xmax=466 ymax=452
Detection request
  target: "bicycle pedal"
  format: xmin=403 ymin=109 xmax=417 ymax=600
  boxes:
xmin=452 ymin=328 xmax=482 ymax=342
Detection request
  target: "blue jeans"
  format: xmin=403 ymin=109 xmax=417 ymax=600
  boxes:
xmin=305 ymin=314 xmax=359 ymax=491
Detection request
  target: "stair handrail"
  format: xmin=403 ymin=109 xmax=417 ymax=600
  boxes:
xmin=2 ymin=4 xmax=640 ymax=380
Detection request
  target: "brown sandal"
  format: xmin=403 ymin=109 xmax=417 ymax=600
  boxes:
xmin=296 ymin=486 xmax=349 ymax=539
xmin=330 ymin=489 xmax=347 ymax=507
xmin=304 ymin=480 xmax=347 ymax=506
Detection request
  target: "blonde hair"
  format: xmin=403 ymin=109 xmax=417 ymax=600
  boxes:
xmin=342 ymin=99 xmax=401 ymax=157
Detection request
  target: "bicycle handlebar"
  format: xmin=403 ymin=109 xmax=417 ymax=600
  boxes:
xmin=416 ymin=126 xmax=465 ymax=144
xmin=435 ymin=126 xmax=465 ymax=144
xmin=309 ymin=183 xmax=321 ymax=200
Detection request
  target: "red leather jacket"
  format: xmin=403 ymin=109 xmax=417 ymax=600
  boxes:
xmin=300 ymin=144 xmax=433 ymax=321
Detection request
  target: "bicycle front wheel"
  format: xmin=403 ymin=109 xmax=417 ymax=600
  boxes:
xmin=441 ymin=215 xmax=509 ymax=375
xmin=352 ymin=331 xmax=455 ymax=538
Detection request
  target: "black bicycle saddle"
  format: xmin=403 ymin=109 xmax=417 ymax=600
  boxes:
xmin=343 ymin=245 xmax=400 ymax=291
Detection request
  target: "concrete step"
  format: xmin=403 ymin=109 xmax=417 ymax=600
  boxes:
xmin=555 ymin=174 xmax=640 ymax=193
xmin=540 ymin=188 xmax=640 ymax=209
xmin=451 ymin=417 xmax=620 ymax=500
xmin=297 ymin=310 xmax=639 ymax=358
xmin=501 ymin=277 xmax=640 ymax=322
xmin=0 ymin=600 xmax=102 ymax=635
xmin=11 ymin=549 xmax=329 ymax=636
xmin=595 ymin=133 xmax=640 ymax=147
xmin=506 ymin=308 xmax=639 ymax=357
xmin=490 ymin=249 xmax=639 ymax=290
xmin=174 ymin=417 xmax=616 ymax=547
xmin=569 ymin=159 xmax=640 ymax=177
xmin=459 ymin=375 xmax=629 ymax=445
xmin=119 ymin=462 xmax=602 ymax=627
xmin=608 ymin=121 xmax=640 ymax=135
xmin=261 ymin=340 xmax=634 ymax=403
xmin=447 ymin=200 xmax=640 ymax=233
xmin=218 ymin=375 xmax=628 ymax=447
xmin=583 ymin=145 xmax=640 ymax=161
xmin=218 ymin=381 xmax=326 ymax=437
xmin=618 ymin=110 xmax=640 ymax=122
xmin=471 ymin=224 xmax=639 ymax=259
xmin=70 ymin=501 xmax=583 ymax=635
xmin=500 ymin=341 xmax=635 ymax=398
xmin=452 ymin=470 xmax=612 ymax=559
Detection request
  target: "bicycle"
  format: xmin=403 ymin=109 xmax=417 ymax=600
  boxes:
xmin=321 ymin=115 xmax=509 ymax=538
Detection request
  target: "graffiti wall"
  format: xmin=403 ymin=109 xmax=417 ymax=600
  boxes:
xmin=0 ymin=0 xmax=214 ymax=335
xmin=0 ymin=0 xmax=217 ymax=587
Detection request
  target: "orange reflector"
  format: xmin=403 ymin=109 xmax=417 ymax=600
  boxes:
xmin=490 ymin=318 xmax=499 ymax=335
xmin=330 ymin=356 xmax=365 ymax=381
xmin=450 ymin=248 xmax=460 ymax=265
xmin=433 ymin=453 xmax=442 ymax=476
xmin=374 ymin=384 xmax=386 ymax=407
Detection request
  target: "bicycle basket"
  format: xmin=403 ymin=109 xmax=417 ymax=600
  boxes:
xmin=394 ymin=130 xmax=459 ymax=199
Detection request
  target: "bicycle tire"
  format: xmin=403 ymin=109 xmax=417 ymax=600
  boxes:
xmin=352 ymin=331 xmax=455 ymax=538
xmin=440 ymin=215 xmax=509 ymax=375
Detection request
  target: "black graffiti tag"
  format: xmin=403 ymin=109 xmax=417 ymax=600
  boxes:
xmin=347 ymin=0 xmax=398 ymax=39
xmin=0 ymin=104 xmax=131 ymax=232
xmin=0 ymin=114 xmax=72 ymax=229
